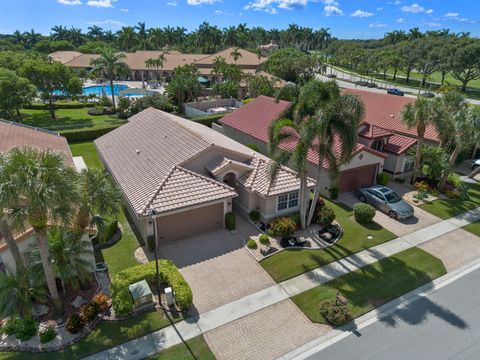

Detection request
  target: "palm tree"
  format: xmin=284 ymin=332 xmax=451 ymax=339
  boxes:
xmin=30 ymin=227 xmax=93 ymax=296
xmin=87 ymin=25 xmax=104 ymax=40
xmin=305 ymin=93 xmax=364 ymax=226
xmin=74 ymin=168 xmax=122 ymax=235
xmin=0 ymin=266 xmax=47 ymax=319
xmin=401 ymin=98 xmax=438 ymax=184
xmin=0 ymin=211 xmax=27 ymax=275
xmin=135 ymin=22 xmax=149 ymax=50
xmin=145 ymin=53 xmax=166 ymax=81
xmin=269 ymin=118 xmax=310 ymax=229
xmin=0 ymin=148 xmax=78 ymax=313
xmin=117 ymin=26 xmax=137 ymax=52
xmin=230 ymin=47 xmax=242 ymax=63
xmin=90 ymin=48 xmax=130 ymax=110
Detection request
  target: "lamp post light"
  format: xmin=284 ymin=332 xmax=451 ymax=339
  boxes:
xmin=149 ymin=209 xmax=161 ymax=307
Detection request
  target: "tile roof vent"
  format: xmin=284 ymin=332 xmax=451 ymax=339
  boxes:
xmin=136 ymin=149 xmax=141 ymax=155
xmin=390 ymin=114 xmax=394 ymax=118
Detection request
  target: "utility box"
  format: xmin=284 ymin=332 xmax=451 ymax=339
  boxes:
xmin=165 ymin=287 xmax=175 ymax=306
xmin=129 ymin=280 xmax=154 ymax=309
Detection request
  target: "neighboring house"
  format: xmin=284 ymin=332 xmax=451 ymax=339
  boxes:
xmin=238 ymin=71 xmax=286 ymax=98
xmin=50 ymin=48 xmax=267 ymax=82
xmin=217 ymin=95 xmax=387 ymax=194
xmin=0 ymin=120 xmax=95 ymax=274
xmin=95 ymin=107 xmax=314 ymax=245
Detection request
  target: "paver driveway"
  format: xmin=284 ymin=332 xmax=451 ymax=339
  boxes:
xmin=419 ymin=228 xmax=480 ymax=271
xmin=204 ymin=299 xmax=330 ymax=360
xmin=159 ymin=215 xmax=275 ymax=314
xmin=338 ymin=184 xmax=441 ymax=237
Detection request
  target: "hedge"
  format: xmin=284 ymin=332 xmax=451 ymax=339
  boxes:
xmin=111 ymin=259 xmax=193 ymax=315
xmin=25 ymin=102 xmax=95 ymax=110
xmin=190 ymin=114 xmax=224 ymax=127
xmin=60 ymin=125 xmax=121 ymax=142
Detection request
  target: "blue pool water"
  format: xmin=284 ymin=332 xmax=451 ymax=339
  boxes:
xmin=82 ymin=84 xmax=128 ymax=96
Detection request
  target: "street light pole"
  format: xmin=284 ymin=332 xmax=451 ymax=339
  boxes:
xmin=149 ymin=209 xmax=161 ymax=307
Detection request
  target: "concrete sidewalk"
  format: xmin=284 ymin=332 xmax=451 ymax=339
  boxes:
xmin=84 ymin=206 xmax=480 ymax=360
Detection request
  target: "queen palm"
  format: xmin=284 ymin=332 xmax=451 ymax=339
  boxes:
xmin=0 ymin=148 xmax=78 ymax=313
xmin=0 ymin=266 xmax=47 ymax=319
xmin=74 ymin=168 xmax=122 ymax=235
xmin=90 ymin=48 xmax=130 ymax=110
xmin=30 ymin=227 xmax=93 ymax=296
xmin=145 ymin=53 xmax=166 ymax=81
xmin=401 ymin=98 xmax=438 ymax=184
xmin=230 ymin=47 xmax=242 ymax=63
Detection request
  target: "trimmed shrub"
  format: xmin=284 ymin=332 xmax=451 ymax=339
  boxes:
xmin=247 ymin=238 xmax=257 ymax=249
xmin=317 ymin=206 xmax=336 ymax=226
xmin=146 ymin=235 xmax=156 ymax=253
xmin=87 ymin=106 xmax=105 ymax=116
xmin=111 ymin=259 xmax=193 ymax=315
xmin=329 ymin=187 xmax=339 ymax=200
xmin=14 ymin=319 xmax=38 ymax=341
xmin=225 ymin=212 xmax=236 ymax=231
xmin=290 ymin=213 xmax=301 ymax=226
xmin=249 ymin=210 xmax=260 ymax=222
xmin=243 ymin=98 xmax=254 ymax=105
xmin=259 ymin=234 xmax=270 ymax=245
xmin=394 ymin=177 xmax=406 ymax=184
xmin=376 ymin=172 xmax=390 ymax=186
xmin=92 ymin=292 xmax=110 ymax=312
xmin=25 ymin=102 xmax=95 ymax=110
xmin=66 ymin=313 xmax=85 ymax=334
xmin=80 ymin=302 xmax=101 ymax=322
xmin=191 ymin=114 xmax=223 ymax=127
xmin=353 ymin=203 xmax=376 ymax=224
xmin=320 ymin=300 xmax=352 ymax=326
xmin=445 ymin=189 xmax=460 ymax=199
xmin=61 ymin=125 xmax=121 ymax=142
xmin=270 ymin=217 xmax=297 ymax=237
xmin=39 ymin=325 xmax=57 ymax=344
xmin=265 ymin=228 xmax=274 ymax=237
xmin=3 ymin=317 xmax=20 ymax=336
xmin=245 ymin=143 xmax=260 ymax=152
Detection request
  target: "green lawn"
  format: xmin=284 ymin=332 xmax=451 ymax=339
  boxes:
xmin=146 ymin=335 xmax=215 ymax=360
xmin=292 ymin=247 xmax=446 ymax=324
xmin=68 ymin=141 xmax=141 ymax=275
xmin=19 ymin=107 xmax=126 ymax=132
xmin=463 ymin=220 xmax=480 ymax=237
xmin=0 ymin=311 xmax=175 ymax=359
xmin=420 ymin=182 xmax=480 ymax=219
xmin=260 ymin=200 xmax=396 ymax=283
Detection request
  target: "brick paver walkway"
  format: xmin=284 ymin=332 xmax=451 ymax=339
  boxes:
xmin=204 ymin=299 xmax=330 ymax=360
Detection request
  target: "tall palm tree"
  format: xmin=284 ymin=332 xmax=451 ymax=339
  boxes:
xmin=135 ymin=22 xmax=149 ymax=50
xmin=117 ymin=26 xmax=137 ymax=52
xmin=230 ymin=47 xmax=242 ymax=63
xmin=0 ymin=211 xmax=27 ymax=275
xmin=30 ymin=227 xmax=93 ymax=296
xmin=145 ymin=53 xmax=166 ymax=81
xmin=401 ymin=98 xmax=438 ymax=184
xmin=74 ymin=168 xmax=122 ymax=235
xmin=87 ymin=25 xmax=104 ymax=40
xmin=0 ymin=148 xmax=78 ymax=314
xmin=0 ymin=266 xmax=47 ymax=319
xmin=269 ymin=118 xmax=311 ymax=229
xmin=90 ymin=48 xmax=130 ymax=110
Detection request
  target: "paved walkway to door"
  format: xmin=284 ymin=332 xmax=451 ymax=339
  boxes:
xmin=159 ymin=215 xmax=275 ymax=314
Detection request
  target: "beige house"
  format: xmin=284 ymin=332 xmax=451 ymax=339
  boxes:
xmin=95 ymin=108 xmax=313 ymax=245
xmin=50 ymin=48 xmax=267 ymax=82
xmin=0 ymin=120 xmax=96 ymax=274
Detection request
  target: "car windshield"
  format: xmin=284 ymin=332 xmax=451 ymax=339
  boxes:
xmin=385 ymin=191 xmax=401 ymax=203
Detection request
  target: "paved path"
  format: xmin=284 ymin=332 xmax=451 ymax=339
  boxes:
xmin=299 ymin=263 xmax=480 ymax=360
xmin=84 ymin=206 xmax=480 ymax=360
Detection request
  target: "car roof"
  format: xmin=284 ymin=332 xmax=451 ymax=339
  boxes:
xmin=370 ymin=185 xmax=392 ymax=194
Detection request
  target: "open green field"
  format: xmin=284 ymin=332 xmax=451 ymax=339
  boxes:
xmin=19 ymin=107 xmax=126 ymax=133
xmin=292 ymin=247 xmax=446 ymax=324
xmin=260 ymin=199 xmax=396 ymax=283
xmin=420 ymin=182 xmax=480 ymax=219
xmin=0 ymin=311 xmax=176 ymax=359
xmin=69 ymin=141 xmax=141 ymax=275
xmin=147 ymin=336 xmax=215 ymax=360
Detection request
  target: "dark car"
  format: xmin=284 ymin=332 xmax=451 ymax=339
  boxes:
xmin=355 ymin=80 xmax=368 ymax=87
xmin=355 ymin=185 xmax=414 ymax=220
xmin=420 ymin=92 xmax=435 ymax=98
xmin=326 ymin=73 xmax=337 ymax=78
xmin=387 ymin=88 xmax=405 ymax=96
xmin=366 ymin=82 xmax=377 ymax=88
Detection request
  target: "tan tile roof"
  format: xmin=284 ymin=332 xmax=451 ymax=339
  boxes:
xmin=0 ymin=120 xmax=73 ymax=165
xmin=64 ymin=53 xmax=100 ymax=68
xmin=142 ymin=166 xmax=237 ymax=215
xmin=239 ymin=71 xmax=286 ymax=88
xmin=205 ymin=156 xmax=255 ymax=176
xmin=49 ymin=51 xmax=82 ymax=64
xmin=195 ymin=48 xmax=267 ymax=67
xmin=239 ymin=157 xmax=315 ymax=197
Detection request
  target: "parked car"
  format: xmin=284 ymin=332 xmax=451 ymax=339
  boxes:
xmin=355 ymin=80 xmax=368 ymax=87
xmin=471 ymin=159 xmax=480 ymax=170
xmin=387 ymin=88 xmax=405 ymax=96
xmin=355 ymin=185 xmax=414 ymax=220
xmin=366 ymin=82 xmax=377 ymax=88
xmin=420 ymin=92 xmax=435 ymax=98
xmin=326 ymin=73 xmax=337 ymax=78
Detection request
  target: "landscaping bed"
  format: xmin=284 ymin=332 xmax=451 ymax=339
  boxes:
xmin=292 ymin=247 xmax=446 ymax=325
xmin=260 ymin=199 xmax=396 ymax=283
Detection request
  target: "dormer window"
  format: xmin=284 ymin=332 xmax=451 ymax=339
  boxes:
xmin=371 ymin=139 xmax=384 ymax=152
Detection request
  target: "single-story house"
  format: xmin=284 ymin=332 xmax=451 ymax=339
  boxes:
xmin=95 ymin=107 xmax=314 ymax=245
xmin=216 ymin=95 xmax=388 ymax=194
xmin=50 ymin=48 xmax=267 ymax=82
xmin=0 ymin=120 xmax=95 ymax=274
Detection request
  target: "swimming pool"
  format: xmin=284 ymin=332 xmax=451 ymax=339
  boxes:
xmin=82 ymin=84 xmax=128 ymax=96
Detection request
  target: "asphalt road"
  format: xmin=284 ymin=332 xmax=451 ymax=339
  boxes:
xmin=306 ymin=267 xmax=480 ymax=360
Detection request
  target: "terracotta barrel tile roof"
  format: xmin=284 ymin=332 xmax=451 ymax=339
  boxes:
xmin=384 ymin=134 xmax=417 ymax=155
xmin=358 ymin=123 xmax=394 ymax=139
